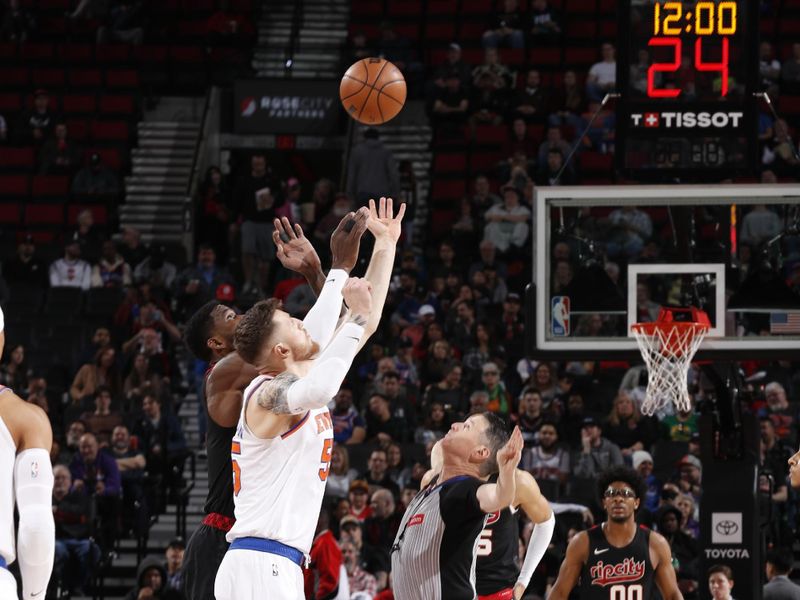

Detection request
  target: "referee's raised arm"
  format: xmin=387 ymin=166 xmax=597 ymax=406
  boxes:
xmin=476 ymin=426 xmax=523 ymax=513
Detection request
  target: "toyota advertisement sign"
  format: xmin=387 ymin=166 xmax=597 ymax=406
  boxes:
xmin=234 ymin=80 xmax=339 ymax=135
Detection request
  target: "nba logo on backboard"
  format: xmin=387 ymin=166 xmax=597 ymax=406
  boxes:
xmin=552 ymin=296 xmax=570 ymax=337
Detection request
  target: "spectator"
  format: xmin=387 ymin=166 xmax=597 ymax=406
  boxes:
xmin=364 ymin=489 xmax=401 ymax=552
xmin=377 ymin=371 xmax=416 ymax=434
xmin=74 ymin=209 xmax=103 ymax=263
xmin=740 ymin=204 xmax=782 ymax=247
xmin=72 ymin=152 xmax=121 ymax=197
xmin=110 ymin=425 xmax=148 ymax=536
xmin=512 ymin=69 xmax=550 ymax=122
xmin=415 ymin=400 xmax=454 ymax=444
xmin=346 ymin=128 xmax=400 ymax=204
xmin=360 ymin=449 xmax=400 ymax=497
xmin=480 ymin=361 xmax=513 ymax=417
xmin=70 ymin=346 xmax=122 ymax=406
xmin=422 ymin=362 xmax=463 ymax=412
xmin=165 ymin=538 xmax=185 ymax=592
xmin=305 ymin=509 xmax=345 ymax=600
xmin=131 ymin=393 xmax=187 ymax=480
xmin=471 ymin=47 xmax=512 ymax=91
xmin=326 ymin=445 xmax=358 ymax=501
xmin=61 ymin=419 xmax=89 ymax=462
xmin=120 ymin=226 xmax=148 ymax=270
xmin=549 ymin=70 xmax=586 ymax=128
xmin=517 ymin=388 xmax=546 ymax=446
xmin=676 ymin=493 xmax=700 ymax=540
xmin=91 ymin=239 xmax=132 ymax=288
xmin=760 ymin=41 xmax=781 ymax=94
xmin=70 ymin=432 xmax=122 ymax=500
xmin=657 ymin=505 xmax=700 ymax=594
xmin=0 ymin=111 xmax=5 ymax=142
xmin=77 ymin=326 xmax=112 ymax=370
xmin=206 ymin=0 xmax=255 ymax=47
xmin=606 ymin=205 xmax=653 ymax=260
xmin=468 ymin=390 xmax=490 ymax=415
xmin=50 ymin=232 xmax=92 ymax=290
xmin=674 ymin=454 xmax=702 ymax=501
xmin=339 ymin=514 xmax=389 ymax=590
xmin=391 ymin=337 xmax=420 ymax=390
xmin=537 ymin=125 xmax=572 ymax=165
xmin=573 ymin=416 xmax=624 ymax=478
xmin=39 ymin=121 xmax=81 ymax=175
xmin=347 ymin=480 xmax=373 ymax=521
xmin=764 ymin=548 xmax=800 ymax=600
xmin=376 ymin=20 xmax=415 ymax=73
xmin=763 ymin=119 xmax=800 ymax=173
xmin=3 ymin=233 xmax=48 ymax=287
xmin=603 ymin=392 xmax=657 ymax=459
xmin=587 ymin=43 xmax=617 ymax=102
xmin=232 ymin=154 xmax=281 ymax=295
xmin=470 ymin=68 xmax=509 ymax=130
xmin=708 ymin=564 xmax=735 ymax=600
xmin=79 ymin=386 xmax=123 ymax=445
xmin=432 ymin=42 xmax=472 ymax=91
xmin=469 ymin=239 xmax=508 ymax=280
xmin=133 ymin=245 xmax=178 ymax=295
xmin=1 ymin=0 xmax=36 ymax=42
xmin=759 ymin=382 xmax=798 ymax=446
xmin=97 ymin=0 xmax=144 ymax=45
xmin=341 ymin=539 xmax=378 ymax=599
xmin=0 ymin=342 xmax=27 ymax=391
xmin=529 ymin=0 xmax=561 ymax=38
xmin=124 ymin=555 xmax=180 ymax=600
xmin=52 ymin=465 xmax=98 ymax=596
xmin=483 ymin=185 xmax=531 ymax=254
xmin=781 ymin=43 xmax=800 ymax=85
xmin=386 ymin=443 xmax=413 ymax=490
xmin=469 ymin=175 xmax=502 ymax=217
xmin=194 ymin=166 xmax=232 ymax=263
xmin=536 ymin=148 xmax=575 ymax=186
xmin=331 ymin=386 xmax=366 ymax=445
xmin=123 ymin=351 xmax=165 ymax=409
xmin=21 ymin=88 xmax=54 ymax=144
xmin=173 ymin=244 xmax=235 ymax=320
xmin=482 ymin=0 xmax=524 ymax=48
xmin=522 ymin=420 xmax=570 ymax=490
xmin=632 ymin=450 xmax=660 ymax=513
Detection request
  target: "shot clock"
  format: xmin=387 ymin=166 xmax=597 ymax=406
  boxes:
xmin=616 ymin=0 xmax=759 ymax=179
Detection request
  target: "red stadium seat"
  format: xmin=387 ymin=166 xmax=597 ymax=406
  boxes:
xmin=469 ymin=151 xmax=504 ymax=172
xmin=84 ymin=148 xmax=122 ymax=171
xmin=459 ymin=22 xmax=486 ymax=40
xmin=502 ymin=48 xmax=526 ymax=66
xmin=395 ymin=24 xmax=421 ymax=40
xmin=567 ymin=21 xmax=597 ymax=39
xmin=0 ymin=147 xmax=35 ymax=170
xmin=134 ymin=45 xmax=169 ymax=63
xmin=474 ymin=124 xmax=508 ymax=145
xmin=578 ymin=151 xmax=613 ymax=172
xmin=0 ymin=175 xmax=30 ymax=196
xmin=431 ymin=179 xmax=466 ymax=200
xmin=430 ymin=208 xmax=459 ymax=238
xmin=105 ymin=69 xmax=139 ymax=88
xmin=59 ymin=43 xmax=93 ymax=63
xmin=565 ymin=0 xmax=597 ymax=13
xmin=68 ymin=204 xmax=108 ymax=226
xmin=62 ymin=94 xmax=97 ymax=115
xmin=434 ymin=153 xmax=467 ymax=173
xmin=428 ymin=0 xmax=458 ymax=13
xmin=426 ymin=22 xmax=456 ymax=41
xmin=20 ymin=43 xmax=55 ymax=61
xmin=95 ymin=44 xmax=131 ymax=64
xmin=388 ymin=0 xmax=421 ymax=16
xmin=176 ymin=21 xmax=209 ymax=38
xmin=350 ymin=0 xmax=382 ymax=15
xmin=230 ymin=0 xmax=252 ymax=10
xmin=565 ymin=47 xmax=598 ymax=66
xmin=0 ymin=68 xmax=29 ymax=88
xmin=780 ymin=96 xmax=800 ymax=116
xmin=99 ymin=95 xmax=135 ymax=115
xmin=461 ymin=0 xmax=492 ymax=14
xmin=24 ymin=204 xmax=64 ymax=226
xmin=0 ymin=93 xmax=21 ymax=112
xmin=599 ymin=20 xmax=617 ymax=38
xmin=91 ymin=120 xmax=129 ymax=142
xmin=0 ymin=43 xmax=17 ymax=61
xmin=65 ymin=119 xmax=90 ymax=141
xmin=69 ymin=69 xmax=103 ymax=88
xmin=0 ymin=203 xmax=21 ymax=225
xmin=527 ymin=124 xmax=545 ymax=141
xmin=31 ymin=175 xmax=69 ymax=198
xmin=170 ymin=46 xmax=205 ymax=63
xmin=530 ymin=47 xmax=561 ymax=66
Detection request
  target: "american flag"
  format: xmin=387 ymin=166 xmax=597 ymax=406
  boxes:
xmin=770 ymin=313 xmax=800 ymax=334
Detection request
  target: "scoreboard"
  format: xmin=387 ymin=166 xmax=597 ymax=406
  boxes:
xmin=616 ymin=0 xmax=760 ymax=179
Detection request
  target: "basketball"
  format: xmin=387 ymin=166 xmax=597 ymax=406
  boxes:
xmin=339 ymin=57 xmax=407 ymax=125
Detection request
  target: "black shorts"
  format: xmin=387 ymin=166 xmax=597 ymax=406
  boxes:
xmin=182 ymin=523 xmax=230 ymax=600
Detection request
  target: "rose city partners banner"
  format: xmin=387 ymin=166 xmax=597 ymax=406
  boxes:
xmin=234 ymin=80 xmax=340 ymax=135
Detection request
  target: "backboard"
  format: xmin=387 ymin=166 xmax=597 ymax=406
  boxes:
xmin=529 ymin=184 xmax=800 ymax=360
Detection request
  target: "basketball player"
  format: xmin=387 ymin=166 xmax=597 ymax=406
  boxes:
xmin=547 ymin=466 xmax=684 ymax=600
xmin=787 ymin=447 xmax=800 ymax=488
xmin=214 ymin=198 xmax=404 ymax=600
xmin=422 ymin=440 xmax=556 ymax=600
xmin=181 ymin=210 xmax=369 ymax=599
xmin=391 ymin=414 xmax=524 ymax=600
xmin=0 ymin=306 xmax=56 ymax=599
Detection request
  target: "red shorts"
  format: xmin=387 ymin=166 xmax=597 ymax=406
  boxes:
xmin=478 ymin=589 xmax=513 ymax=600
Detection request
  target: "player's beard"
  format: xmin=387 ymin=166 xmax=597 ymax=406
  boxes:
xmin=608 ymin=512 xmax=630 ymax=524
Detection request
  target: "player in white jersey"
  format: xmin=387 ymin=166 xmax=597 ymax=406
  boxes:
xmin=0 ymin=306 xmax=56 ymax=599
xmin=214 ymin=198 xmax=404 ymax=600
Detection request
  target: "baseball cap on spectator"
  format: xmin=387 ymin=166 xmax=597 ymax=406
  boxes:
xmin=632 ymin=450 xmax=653 ymax=470
xmin=349 ymin=480 xmax=369 ymax=494
xmin=216 ymin=283 xmax=235 ymax=302
xmin=506 ymin=292 xmax=521 ymax=303
xmin=167 ymin=537 xmax=185 ymax=550
xmin=448 ymin=42 xmax=461 ymax=51
xmin=66 ymin=230 xmax=83 ymax=247
xmin=678 ymin=454 xmax=702 ymax=471
xmin=340 ymin=515 xmax=360 ymax=529
xmin=418 ymin=305 xmax=436 ymax=318
xmin=582 ymin=416 xmax=600 ymax=428
xmin=34 ymin=88 xmax=48 ymax=98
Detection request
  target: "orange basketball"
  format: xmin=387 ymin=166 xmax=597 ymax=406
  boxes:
xmin=339 ymin=58 xmax=407 ymax=125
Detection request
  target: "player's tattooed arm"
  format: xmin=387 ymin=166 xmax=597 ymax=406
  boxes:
xmin=255 ymin=372 xmax=300 ymax=414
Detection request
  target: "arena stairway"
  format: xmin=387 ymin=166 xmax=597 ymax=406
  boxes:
xmin=253 ymin=0 xmax=349 ymax=78
xmin=119 ymin=97 xmax=203 ymax=245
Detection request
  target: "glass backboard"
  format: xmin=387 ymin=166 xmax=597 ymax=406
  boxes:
xmin=530 ymin=184 xmax=800 ymax=359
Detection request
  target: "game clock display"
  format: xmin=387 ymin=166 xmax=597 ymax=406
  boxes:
xmin=616 ymin=0 xmax=759 ymax=178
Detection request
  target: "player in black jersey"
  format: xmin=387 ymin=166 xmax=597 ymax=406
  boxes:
xmin=181 ymin=212 xmax=369 ymax=599
xmin=422 ymin=440 xmax=556 ymax=600
xmin=548 ymin=466 xmax=683 ymax=600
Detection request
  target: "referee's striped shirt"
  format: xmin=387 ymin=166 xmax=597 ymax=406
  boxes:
xmin=390 ymin=475 xmax=488 ymax=600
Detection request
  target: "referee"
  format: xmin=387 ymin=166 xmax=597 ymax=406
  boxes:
xmin=391 ymin=414 xmax=523 ymax=600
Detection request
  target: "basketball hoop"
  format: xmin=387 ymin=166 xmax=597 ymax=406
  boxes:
xmin=632 ymin=307 xmax=710 ymax=416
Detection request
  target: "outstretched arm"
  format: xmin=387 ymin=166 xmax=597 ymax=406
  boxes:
xmin=476 ymin=426 xmax=523 ymax=513
xmin=513 ymin=470 xmax=555 ymax=599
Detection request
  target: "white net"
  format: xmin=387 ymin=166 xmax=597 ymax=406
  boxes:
xmin=632 ymin=322 xmax=708 ymax=416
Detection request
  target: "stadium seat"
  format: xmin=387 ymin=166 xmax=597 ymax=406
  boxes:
xmin=85 ymin=287 xmax=124 ymax=318
xmin=434 ymin=153 xmax=467 ymax=173
xmin=59 ymin=43 xmax=93 ymax=63
xmin=0 ymin=203 xmax=21 ymax=225
xmin=91 ymin=120 xmax=129 ymax=142
xmin=0 ymin=42 xmax=17 ymax=61
xmin=426 ymin=22 xmax=456 ymax=41
xmin=0 ymin=175 xmax=30 ymax=197
xmin=0 ymin=147 xmax=35 ymax=171
xmin=24 ymin=203 xmax=64 ymax=226
xmin=95 ymin=44 xmax=131 ymax=64
xmin=427 ymin=0 xmax=458 ymax=14
xmin=62 ymin=94 xmax=97 ymax=115
xmin=99 ymin=95 xmax=136 ymax=115
xmin=474 ymin=124 xmax=508 ymax=145
xmin=0 ymin=67 xmax=29 ymax=88
xmin=388 ymin=0 xmax=421 ymax=16
xmin=0 ymin=92 xmax=20 ymax=112
xmin=31 ymin=175 xmax=70 ymax=198
xmin=529 ymin=47 xmax=562 ymax=66
xmin=431 ymin=179 xmax=466 ymax=201
xmin=65 ymin=118 xmax=90 ymax=141
xmin=469 ymin=151 xmax=504 ymax=172
xmin=69 ymin=69 xmax=103 ymax=88
xmin=461 ymin=0 xmax=492 ymax=14
xmin=21 ymin=43 xmax=55 ymax=62
xmin=83 ymin=148 xmax=123 ymax=171
xmin=105 ymin=69 xmax=140 ymax=89
xmin=565 ymin=47 xmax=597 ymax=66
xmin=45 ymin=287 xmax=84 ymax=317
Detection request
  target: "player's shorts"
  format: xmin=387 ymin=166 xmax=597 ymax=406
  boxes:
xmin=478 ymin=589 xmax=514 ymax=600
xmin=0 ymin=566 xmax=17 ymax=599
xmin=181 ymin=522 xmax=230 ymax=600
xmin=241 ymin=221 xmax=276 ymax=261
xmin=214 ymin=542 xmax=305 ymax=600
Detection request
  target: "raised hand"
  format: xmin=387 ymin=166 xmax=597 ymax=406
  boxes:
xmin=367 ymin=197 xmax=406 ymax=243
xmin=330 ymin=206 xmax=369 ymax=273
xmin=342 ymin=277 xmax=373 ymax=317
xmin=497 ymin=426 xmax=523 ymax=472
xmin=272 ymin=217 xmax=321 ymax=276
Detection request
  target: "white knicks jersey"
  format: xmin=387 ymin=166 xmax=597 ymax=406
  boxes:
xmin=226 ymin=375 xmax=334 ymax=555
xmin=0 ymin=387 xmax=18 ymax=566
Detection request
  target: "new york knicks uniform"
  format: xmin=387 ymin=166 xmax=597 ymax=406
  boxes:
xmin=0 ymin=386 xmax=21 ymax=597
xmin=214 ymin=374 xmax=334 ymax=600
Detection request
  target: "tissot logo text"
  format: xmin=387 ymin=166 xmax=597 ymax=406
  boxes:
xmin=590 ymin=558 xmax=645 ymax=587
xmin=630 ymin=111 xmax=743 ymax=128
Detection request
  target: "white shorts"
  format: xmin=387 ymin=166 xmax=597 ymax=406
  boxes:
xmin=0 ymin=568 xmax=18 ymax=600
xmin=214 ymin=548 xmax=304 ymax=600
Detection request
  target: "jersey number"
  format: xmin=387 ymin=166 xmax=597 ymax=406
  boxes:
xmin=610 ymin=585 xmax=643 ymax=600
xmin=318 ymin=439 xmax=333 ymax=481
xmin=232 ymin=441 xmax=242 ymax=496
xmin=476 ymin=529 xmax=492 ymax=556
